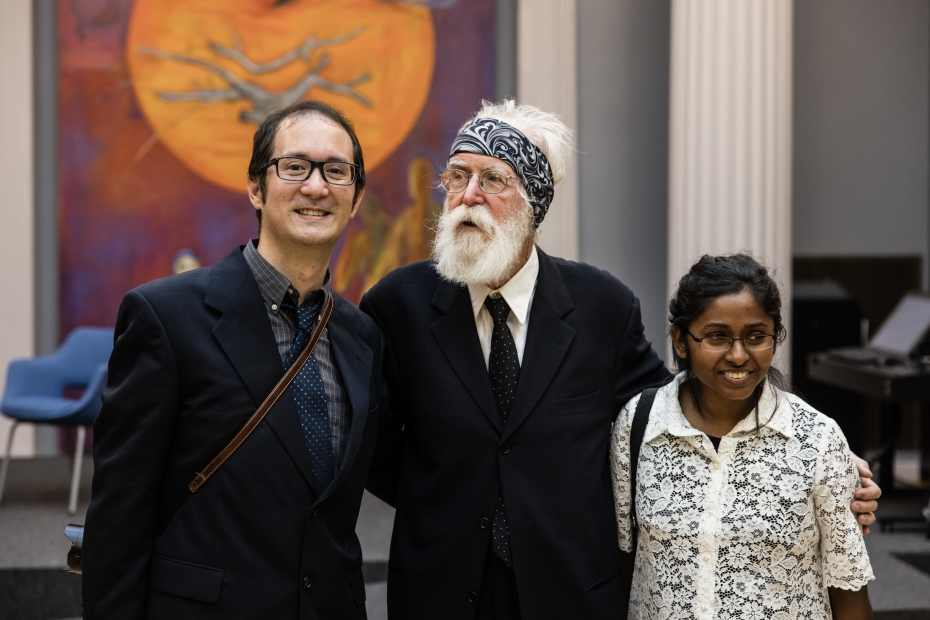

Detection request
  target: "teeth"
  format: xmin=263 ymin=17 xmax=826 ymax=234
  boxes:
xmin=296 ymin=209 xmax=327 ymax=216
xmin=724 ymin=371 xmax=749 ymax=380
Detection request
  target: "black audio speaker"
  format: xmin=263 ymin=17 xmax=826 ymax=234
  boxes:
xmin=792 ymin=280 xmax=865 ymax=454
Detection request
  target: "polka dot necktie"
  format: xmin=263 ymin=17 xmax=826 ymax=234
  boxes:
xmin=282 ymin=293 xmax=335 ymax=491
xmin=485 ymin=295 xmax=519 ymax=569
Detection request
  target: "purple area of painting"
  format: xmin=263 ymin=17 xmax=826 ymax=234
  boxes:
xmin=58 ymin=0 xmax=495 ymax=338
xmin=356 ymin=2 xmax=496 ymax=210
xmin=331 ymin=1 xmax=496 ymax=300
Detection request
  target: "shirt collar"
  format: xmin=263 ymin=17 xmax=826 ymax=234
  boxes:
xmin=242 ymin=239 xmax=330 ymax=312
xmin=755 ymin=383 xmax=794 ymax=439
xmin=644 ymin=371 xmax=793 ymax=444
xmin=467 ymin=246 xmax=539 ymax=324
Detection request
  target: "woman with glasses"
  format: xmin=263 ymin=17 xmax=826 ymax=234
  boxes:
xmin=610 ymin=254 xmax=874 ymax=620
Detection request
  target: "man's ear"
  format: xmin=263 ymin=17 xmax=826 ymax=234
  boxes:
xmin=247 ymin=177 xmax=264 ymax=211
xmin=350 ymin=187 xmax=366 ymax=218
xmin=670 ymin=326 xmax=688 ymax=360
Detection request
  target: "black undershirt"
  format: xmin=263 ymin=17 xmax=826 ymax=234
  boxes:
xmin=708 ymin=435 xmax=722 ymax=451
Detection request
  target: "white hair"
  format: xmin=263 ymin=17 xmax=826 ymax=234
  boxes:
xmin=462 ymin=99 xmax=574 ymax=187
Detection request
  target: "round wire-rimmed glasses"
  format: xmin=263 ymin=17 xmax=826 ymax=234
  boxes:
xmin=267 ymin=157 xmax=359 ymax=186
xmin=685 ymin=331 xmax=776 ymax=353
xmin=440 ymin=168 xmax=518 ymax=194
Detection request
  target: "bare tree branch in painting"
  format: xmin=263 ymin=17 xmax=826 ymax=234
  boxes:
xmin=207 ymin=27 xmax=363 ymax=75
xmin=137 ymin=28 xmax=371 ymax=125
xmin=382 ymin=0 xmax=458 ymax=7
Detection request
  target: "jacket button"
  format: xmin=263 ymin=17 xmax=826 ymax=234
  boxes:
xmin=310 ymin=507 xmax=319 ymax=517
xmin=500 ymin=443 xmax=511 ymax=455
xmin=479 ymin=517 xmax=490 ymax=529
xmin=302 ymin=576 xmax=312 ymax=590
xmin=467 ymin=591 xmax=478 ymax=604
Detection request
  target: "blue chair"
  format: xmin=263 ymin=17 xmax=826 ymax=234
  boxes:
xmin=0 ymin=327 xmax=113 ymax=514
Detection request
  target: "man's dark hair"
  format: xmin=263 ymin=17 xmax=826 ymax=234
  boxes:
xmin=248 ymin=100 xmax=366 ymax=230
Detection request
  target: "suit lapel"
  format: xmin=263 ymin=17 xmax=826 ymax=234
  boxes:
xmin=430 ymin=280 xmax=502 ymax=432
xmin=207 ymin=250 xmax=283 ymax=408
xmin=206 ymin=248 xmax=320 ymax=493
xmin=313 ymin=294 xmax=373 ymax=506
xmin=502 ymin=249 xmax=576 ymax=441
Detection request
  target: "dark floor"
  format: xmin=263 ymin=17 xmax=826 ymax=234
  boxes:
xmin=2 ymin=457 xmax=930 ymax=619
xmin=0 ymin=457 xmax=394 ymax=620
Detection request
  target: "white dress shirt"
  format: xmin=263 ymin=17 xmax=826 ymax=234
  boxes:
xmin=467 ymin=247 xmax=539 ymax=369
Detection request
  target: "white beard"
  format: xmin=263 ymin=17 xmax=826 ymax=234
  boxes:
xmin=431 ymin=197 xmax=535 ymax=287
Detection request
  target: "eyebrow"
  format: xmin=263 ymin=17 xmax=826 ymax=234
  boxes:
xmin=279 ymin=152 xmax=351 ymax=163
xmin=447 ymin=159 xmax=509 ymax=175
xmin=701 ymin=321 xmax=769 ymax=329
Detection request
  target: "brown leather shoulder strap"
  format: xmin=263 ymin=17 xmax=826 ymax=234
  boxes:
xmin=189 ymin=291 xmax=334 ymax=494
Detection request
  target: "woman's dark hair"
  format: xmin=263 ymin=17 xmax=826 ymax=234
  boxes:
xmin=248 ymin=99 xmax=366 ymax=230
xmin=668 ymin=254 xmax=789 ymax=424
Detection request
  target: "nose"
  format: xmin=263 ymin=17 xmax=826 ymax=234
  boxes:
xmin=725 ymin=339 xmax=750 ymax=364
xmin=461 ymin=174 xmax=485 ymax=207
xmin=301 ymin=167 xmax=329 ymax=197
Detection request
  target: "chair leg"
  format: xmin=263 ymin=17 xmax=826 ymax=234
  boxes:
xmin=68 ymin=426 xmax=86 ymax=515
xmin=0 ymin=421 xmax=20 ymax=506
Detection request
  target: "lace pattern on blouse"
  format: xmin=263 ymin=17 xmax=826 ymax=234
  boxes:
xmin=610 ymin=374 xmax=874 ymax=620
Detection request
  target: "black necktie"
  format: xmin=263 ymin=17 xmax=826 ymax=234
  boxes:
xmin=282 ymin=293 xmax=335 ymax=491
xmin=485 ymin=295 xmax=519 ymax=569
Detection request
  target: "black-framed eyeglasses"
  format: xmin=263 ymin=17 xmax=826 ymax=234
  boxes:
xmin=685 ymin=331 xmax=776 ymax=353
xmin=440 ymin=168 xmax=518 ymax=194
xmin=267 ymin=157 xmax=359 ymax=186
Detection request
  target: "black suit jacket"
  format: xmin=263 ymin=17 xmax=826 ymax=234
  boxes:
xmin=361 ymin=248 xmax=670 ymax=620
xmin=83 ymin=248 xmax=383 ymax=620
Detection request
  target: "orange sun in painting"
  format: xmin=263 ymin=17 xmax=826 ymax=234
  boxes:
xmin=127 ymin=0 xmax=435 ymax=193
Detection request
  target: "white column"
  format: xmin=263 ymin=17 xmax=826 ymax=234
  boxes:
xmin=668 ymin=0 xmax=793 ymax=370
xmin=517 ymin=0 xmax=579 ymax=261
xmin=0 ymin=0 xmax=36 ymax=456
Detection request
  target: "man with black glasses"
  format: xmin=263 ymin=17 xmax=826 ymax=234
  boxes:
xmin=84 ymin=100 xmax=383 ymax=619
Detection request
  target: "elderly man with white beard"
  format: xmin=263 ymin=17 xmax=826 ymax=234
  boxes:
xmin=360 ymin=100 xmax=880 ymax=620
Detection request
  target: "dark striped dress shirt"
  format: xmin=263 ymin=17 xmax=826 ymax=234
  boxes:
xmin=242 ymin=240 xmax=350 ymax=465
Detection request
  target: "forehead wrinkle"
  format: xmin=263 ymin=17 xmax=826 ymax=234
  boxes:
xmin=273 ymin=113 xmax=353 ymax=161
xmin=447 ymin=157 xmax=513 ymax=176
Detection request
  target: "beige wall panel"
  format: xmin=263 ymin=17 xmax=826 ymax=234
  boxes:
xmin=668 ymin=0 xmax=793 ymax=371
xmin=518 ymin=0 xmax=579 ymax=261
xmin=0 ymin=0 xmax=37 ymax=456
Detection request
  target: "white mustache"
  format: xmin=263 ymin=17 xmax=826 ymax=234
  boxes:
xmin=446 ymin=204 xmax=499 ymax=236
xmin=431 ymin=199 xmax=535 ymax=287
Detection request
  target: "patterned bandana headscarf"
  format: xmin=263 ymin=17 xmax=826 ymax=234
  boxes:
xmin=449 ymin=118 xmax=554 ymax=227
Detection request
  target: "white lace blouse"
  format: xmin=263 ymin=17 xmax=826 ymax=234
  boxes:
xmin=610 ymin=373 xmax=873 ymax=620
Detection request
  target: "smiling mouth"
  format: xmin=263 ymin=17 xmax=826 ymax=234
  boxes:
xmin=296 ymin=208 xmax=328 ymax=216
xmin=723 ymin=370 xmax=751 ymax=380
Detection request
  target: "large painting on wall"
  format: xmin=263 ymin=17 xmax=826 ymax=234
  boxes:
xmin=58 ymin=0 xmax=496 ymax=338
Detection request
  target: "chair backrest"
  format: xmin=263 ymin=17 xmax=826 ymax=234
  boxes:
xmin=55 ymin=327 xmax=115 ymax=386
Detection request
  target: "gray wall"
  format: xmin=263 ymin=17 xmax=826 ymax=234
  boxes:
xmin=794 ymin=0 xmax=930 ymax=288
xmin=577 ymin=0 xmax=672 ymax=355
xmin=33 ymin=0 xmax=60 ymax=456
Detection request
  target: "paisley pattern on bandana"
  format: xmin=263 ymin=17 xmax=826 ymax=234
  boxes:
xmin=450 ymin=118 xmax=555 ymax=227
